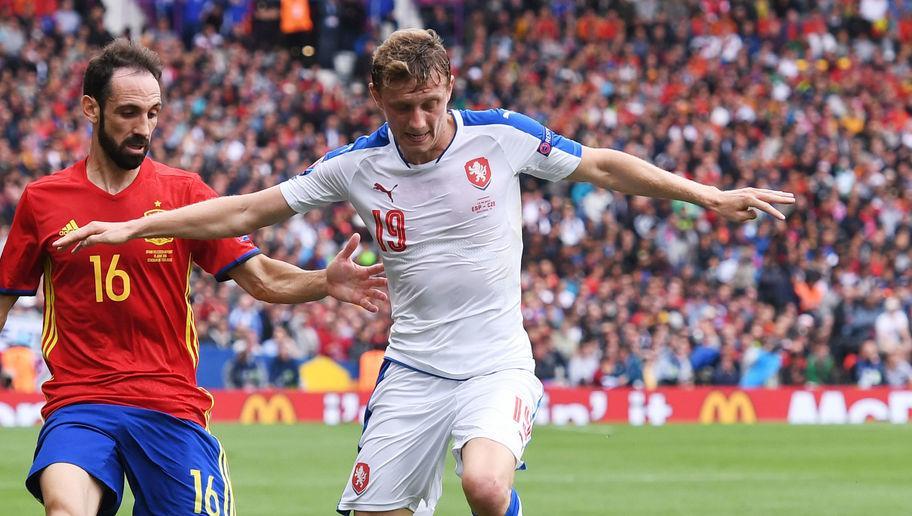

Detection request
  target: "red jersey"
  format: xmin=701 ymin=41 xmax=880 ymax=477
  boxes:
xmin=0 ymin=158 xmax=259 ymax=427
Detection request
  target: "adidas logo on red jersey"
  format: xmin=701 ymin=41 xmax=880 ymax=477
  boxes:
xmin=58 ymin=219 xmax=79 ymax=236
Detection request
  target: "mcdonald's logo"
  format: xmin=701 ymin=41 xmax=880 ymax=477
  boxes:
xmin=699 ymin=391 xmax=757 ymax=424
xmin=239 ymin=394 xmax=296 ymax=424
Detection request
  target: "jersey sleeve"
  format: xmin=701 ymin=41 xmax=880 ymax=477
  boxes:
xmin=0 ymin=187 xmax=43 ymax=295
xmin=279 ymin=152 xmax=350 ymax=213
xmin=185 ymin=178 xmax=261 ymax=281
xmin=495 ymin=109 xmax=583 ymax=182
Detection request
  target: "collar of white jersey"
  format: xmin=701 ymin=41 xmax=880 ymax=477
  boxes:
xmin=389 ymin=109 xmax=461 ymax=170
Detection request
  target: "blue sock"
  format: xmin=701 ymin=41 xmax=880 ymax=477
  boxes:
xmin=470 ymin=489 xmax=522 ymax=516
xmin=505 ymin=489 xmax=521 ymax=516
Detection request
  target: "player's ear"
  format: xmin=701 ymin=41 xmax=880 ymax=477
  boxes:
xmin=368 ymin=83 xmax=383 ymax=109
xmin=82 ymin=95 xmax=100 ymax=124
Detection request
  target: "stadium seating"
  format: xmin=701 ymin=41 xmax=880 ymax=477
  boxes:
xmin=1 ymin=0 xmax=911 ymax=391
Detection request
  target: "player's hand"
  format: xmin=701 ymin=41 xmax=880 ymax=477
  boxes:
xmin=52 ymin=221 xmax=136 ymax=253
xmin=710 ymin=188 xmax=796 ymax=222
xmin=326 ymin=234 xmax=388 ymax=313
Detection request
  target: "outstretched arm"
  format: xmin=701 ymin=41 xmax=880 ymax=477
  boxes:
xmin=567 ymin=147 xmax=795 ymax=222
xmin=53 ymin=186 xmax=295 ymax=252
xmin=228 ymin=234 xmax=388 ymax=311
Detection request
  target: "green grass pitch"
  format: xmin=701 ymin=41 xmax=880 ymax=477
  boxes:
xmin=1 ymin=423 xmax=909 ymax=515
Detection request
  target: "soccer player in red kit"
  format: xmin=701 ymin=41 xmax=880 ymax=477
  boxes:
xmin=0 ymin=40 xmax=387 ymax=516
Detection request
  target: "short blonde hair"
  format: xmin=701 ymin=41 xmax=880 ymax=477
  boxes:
xmin=371 ymin=29 xmax=450 ymax=90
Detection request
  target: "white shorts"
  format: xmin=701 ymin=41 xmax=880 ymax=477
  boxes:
xmin=336 ymin=361 xmax=543 ymax=514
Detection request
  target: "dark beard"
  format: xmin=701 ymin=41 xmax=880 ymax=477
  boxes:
xmin=98 ymin=112 xmax=149 ymax=170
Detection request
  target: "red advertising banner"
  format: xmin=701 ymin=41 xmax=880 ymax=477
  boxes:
xmin=1 ymin=387 xmax=910 ymax=427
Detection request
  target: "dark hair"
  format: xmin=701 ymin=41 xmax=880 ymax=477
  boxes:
xmin=83 ymin=39 xmax=163 ymax=108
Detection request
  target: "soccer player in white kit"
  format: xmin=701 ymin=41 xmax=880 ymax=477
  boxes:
xmin=56 ymin=29 xmax=795 ymax=516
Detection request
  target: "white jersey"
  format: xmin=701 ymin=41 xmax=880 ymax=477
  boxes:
xmin=280 ymin=109 xmax=582 ymax=378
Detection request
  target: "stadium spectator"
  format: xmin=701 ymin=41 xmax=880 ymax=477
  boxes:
xmin=268 ymin=336 xmax=301 ymax=388
xmin=655 ymin=332 xmax=694 ymax=386
xmin=855 ymin=339 xmax=886 ymax=388
xmin=200 ymin=311 xmax=233 ymax=348
xmin=617 ymin=344 xmax=644 ymax=387
xmin=740 ymin=337 xmax=783 ymax=388
xmin=710 ymin=344 xmax=741 ymax=386
xmin=532 ymin=326 xmax=568 ymax=385
xmin=225 ymin=336 xmax=268 ymax=389
xmin=53 ymin=0 xmax=81 ymax=36
xmin=228 ymin=293 xmax=265 ymax=340
xmin=884 ymin=350 xmax=912 ymax=388
xmin=86 ymin=5 xmax=114 ymax=47
xmin=260 ymin=325 xmax=299 ymax=358
xmin=567 ymin=338 xmax=600 ymax=386
xmin=780 ymin=337 xmax=809 ymax=386
xmin=875 ymin=296 xmax=912 ymax=355
xmin=805 ymin=341 xmax=837 ymax=386
xmin=594 ymin=343 xmax=644 ymax=388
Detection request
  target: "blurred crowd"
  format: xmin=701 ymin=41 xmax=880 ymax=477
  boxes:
xmin=2 ymin=0 xmax=912 ymax=392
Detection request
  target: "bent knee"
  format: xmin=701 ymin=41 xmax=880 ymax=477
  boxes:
xmin=461 ymin=471 xmax=511 ymax=507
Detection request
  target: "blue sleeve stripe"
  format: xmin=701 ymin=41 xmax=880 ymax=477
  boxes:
xmin=214 ymin=248 xmax=262 ymax=281
xmin=551 ymin=133 xmax=582 ymax=158
xmin=460 ymin=109 xmax=582 ymax=158
xmin=319 ymin=124 xmax=391 ymax=165
xmin=0 ymin=288 xmax=37 ymax=296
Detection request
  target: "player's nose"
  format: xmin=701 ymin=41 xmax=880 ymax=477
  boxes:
xmin=407 ymin=108 xmax=425 ymax=131
xmin=134 ymin=117 xmax=154 ymax=139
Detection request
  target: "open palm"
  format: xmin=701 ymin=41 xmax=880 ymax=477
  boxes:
xmin=326 ymin=234 xmax=388 ymax=312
